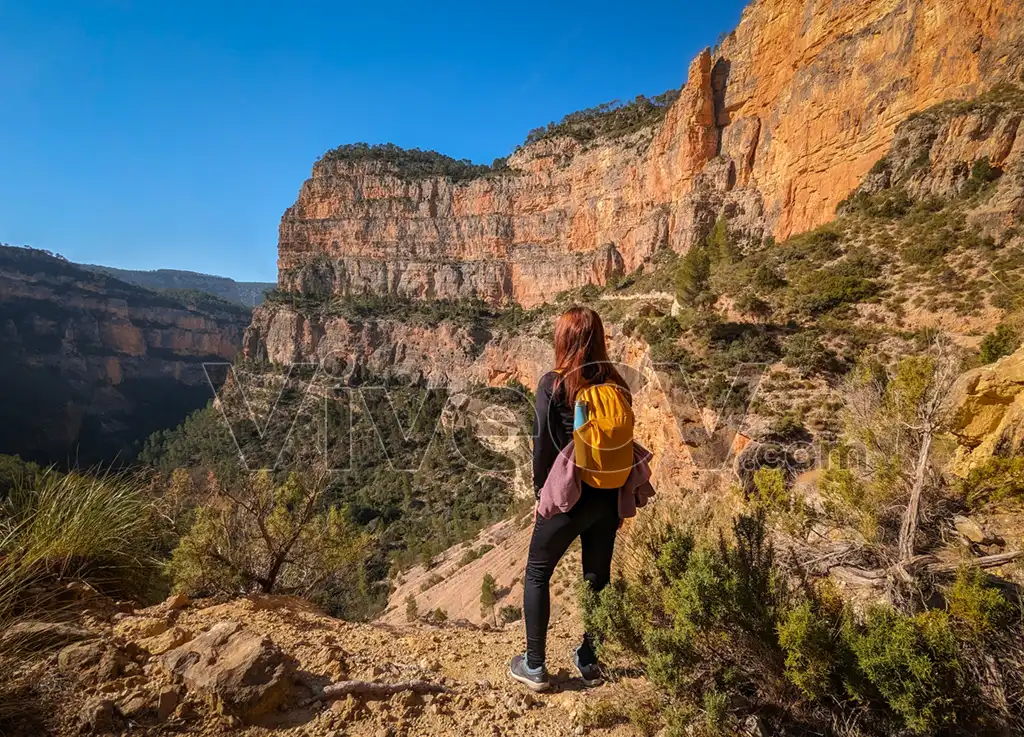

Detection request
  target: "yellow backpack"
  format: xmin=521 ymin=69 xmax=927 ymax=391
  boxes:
xmin=572 ymin=382 xmax=635 ymax=489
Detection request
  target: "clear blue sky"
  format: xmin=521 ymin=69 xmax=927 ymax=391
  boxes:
xmin=0 ymin=1 xmax=747 ymax=282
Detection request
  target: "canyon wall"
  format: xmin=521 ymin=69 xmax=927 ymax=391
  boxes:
xmin=274 ymin=0 xmax=1024 ymax=307
xmin=0 ymin=246 xmax=252 ymax=465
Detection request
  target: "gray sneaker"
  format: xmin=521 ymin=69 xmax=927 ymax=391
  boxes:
xmin=508 ymin=654 xmax=550 ymax=692
xmin=573 ymin=647 xmax=604 ymax=687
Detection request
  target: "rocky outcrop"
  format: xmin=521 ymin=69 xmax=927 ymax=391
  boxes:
xmin=159 ymin=621 xmax=296 ymax=722
xmin=275 ymin=0 xmax=1024 ymax=306
xmin=244 ymin=304 xmax=551 ymax=390
xmin=0 ymin=246 xmax=252 ymax=465
xmin=851 ymin=86 xmax=1024 ymax=233
xmin=949 ymin=343 xmax=1024 ymax=474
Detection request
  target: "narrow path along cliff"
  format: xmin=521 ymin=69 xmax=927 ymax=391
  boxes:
xmin=10 ymin=590 xmax=645 ymax=737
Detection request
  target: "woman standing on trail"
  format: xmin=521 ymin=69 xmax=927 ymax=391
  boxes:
xmin=509 ymin=305 xmax=637 ymax=692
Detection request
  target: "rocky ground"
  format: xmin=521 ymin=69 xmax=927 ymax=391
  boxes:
xmin=1 ymin=588 xmax=652 ymax=737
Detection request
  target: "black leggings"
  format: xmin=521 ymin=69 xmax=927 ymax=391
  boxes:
xmin=524 ymin=485 xmax=619 ymax=669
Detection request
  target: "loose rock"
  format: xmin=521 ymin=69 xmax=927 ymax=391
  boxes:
xmin=160 ymin=620 xmax=296 ymax=722
xmin=0 ymin=621 xmax=94 ymax=652
xmin=954 ymin=515 xmax=989 ymax=544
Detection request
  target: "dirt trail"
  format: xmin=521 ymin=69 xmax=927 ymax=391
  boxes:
xmin=157 ymin=596 xmax=641 ymax=737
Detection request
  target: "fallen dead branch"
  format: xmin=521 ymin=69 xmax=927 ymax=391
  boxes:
xmin=304 ymin=679 xmax=450 ymax=705
xmin=830 ymin=551 xmax=1023 ymax=587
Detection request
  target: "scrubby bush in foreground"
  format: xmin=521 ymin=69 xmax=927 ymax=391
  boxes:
xmin=581 ymin=512 xmax=1023 ymax=735
xmin=169 ymin=470 xmax=372 ymax=618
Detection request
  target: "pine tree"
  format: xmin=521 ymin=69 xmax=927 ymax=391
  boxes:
xmin=676 ymin=246 xmax=711 ymax=304
xmin=706 ymin=215 xmax=738 ymax=266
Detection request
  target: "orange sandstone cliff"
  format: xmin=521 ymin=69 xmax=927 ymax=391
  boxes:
xmin=273 ymin=0 xmax=1024 ymax=307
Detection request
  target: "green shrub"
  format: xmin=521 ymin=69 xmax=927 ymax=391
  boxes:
xmin=419 ymin=573 xmax=443 ymax=592
xmin=958 ymin=456 xmax=1024 ymax=506
xmin=499 ymin=604 xmax=523 ymax=624
xmin=790 ymin=271 xmax=879 ymax=314
xmin=706 ymin=216 xmax=739 ymax=266
xmin=580 ymin=575 xmax=651 ymax=657
xmin=169 ymin=471 xmax=371 ymax=617
xmin=752 ymin=467 xmax=788 ymax=513
xmin=946 ymin=567 xmax=1012 ymax=635
xmin=778 ymin=601 xmax=838 ymax=700
xmin=961 ymin=157 xmax=1002 ymax=198
xmin=456 ymin=543 xmax=495 ymax=567
xmin=0 ymin=455 xmax=41 ymax=503
xmin=405 ymin=594 xmax=418 ymax=622
xmin=979 ymin=323 xmax=1021 ymax=364
xmin=676 ymin=246 xmax=711 ymax=304
xmin=734 ymin=293 xmax=772 ymax=320
xmin=848 ymin=607 xmax=963 ymax=734
xmin=480 ymin=572 xmax=497 ymax=619
xmin=783 ymin=332 xmax=837 ymax=376
xmin=751 ymin=263 xmax=786 ymax=291
xmin=702 ymin=689 xmax=728 ymax=735
xmin=769 ymin=413 xmax=806 ymax=440
xmin=578 ymin=509 xmax=1013 ymax=734
xmin=901 ymin=239 xmax=953 ymax=267
xmin=842 ymin=189 xmax=915 ymax=218
xmin=781 ymin=225 xmax=844 ymax=263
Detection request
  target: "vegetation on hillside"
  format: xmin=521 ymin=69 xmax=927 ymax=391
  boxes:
xmin=316 ymin=142 xmax=509 ymax=183
xmin=140 ymin=369 xmax=528 ymax=618
xmin=313 ymin=89 xmax=682 ymax=184
xmin=523 ymin=90 xmax=681 ymax=146
xmin=263 ymin=288 xmax=549 ymax=337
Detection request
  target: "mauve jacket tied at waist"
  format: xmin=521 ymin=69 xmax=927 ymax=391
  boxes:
xmin=537 ymin=440 xmax=656 ymax=520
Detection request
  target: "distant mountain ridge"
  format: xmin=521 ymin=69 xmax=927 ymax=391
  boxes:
xmin=0 ymin=246 xmax=253 ymax=465
xmin=80 ymin=264 xmax=274 ymax=307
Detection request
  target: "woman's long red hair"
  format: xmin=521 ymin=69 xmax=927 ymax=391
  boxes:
xmin=553 ymin=306 xmax=630 ymax=403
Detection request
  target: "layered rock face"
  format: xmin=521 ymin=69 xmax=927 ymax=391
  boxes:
xmin=0 ymin=246 xmax=251 ymax=465
xmin=854 ymin=88 xmax=1024 ymax=229
xmin=949 ymin=343 xmax=1024 ymax=475
xmin=245 ymin=304 xmax=551 ymax=390
xmin=275 ymin=0 xmax=1024 ymax=306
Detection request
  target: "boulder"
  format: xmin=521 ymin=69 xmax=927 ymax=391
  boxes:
xmin=156 ymin=688 xmax=180 ymax=722
xmin=77 ymin=698 xmax=121 ymax=734
xmin=57 ymin=640 xmax=129 ymax=683
xmin=117 ymin=689 xmax=155 ymax=721
xmin=948 ymin=345 xmax=1024 ymax=476
xmin=58 ymin=641 xmax=106 ymax=675
xmin=140 ymin=625 xmax=194 ymax=656
xmin=0 ymin=621 xmax=94 ymax=653
xmin=160 ymin=620 xmax=295 ymax=722
xmin=953 ymin=515 xmax=989 ymax=544
xmin=134 ymin=617 xmax=170 ymax=638
xmin=165 ymin=592 xmax=191 ymax=610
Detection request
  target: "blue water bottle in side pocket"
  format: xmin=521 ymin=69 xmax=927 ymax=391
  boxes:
xmin=574 ymin=400 xmax=589 ymax=430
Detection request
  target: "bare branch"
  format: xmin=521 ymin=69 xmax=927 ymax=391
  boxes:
xmin=925 ymin=552 xmax=1023 ymax=575
xmin=303 ymin=679 xmax=449 ymax=706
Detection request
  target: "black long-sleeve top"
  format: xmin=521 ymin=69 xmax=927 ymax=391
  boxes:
xmin=533 ymin=371 xmax=574 ymax=499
